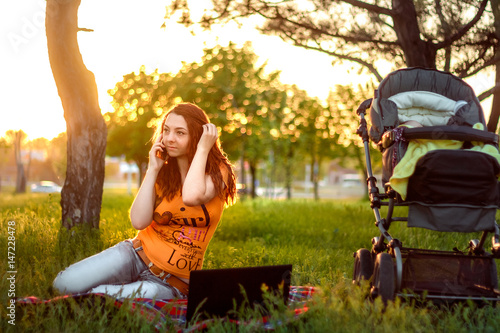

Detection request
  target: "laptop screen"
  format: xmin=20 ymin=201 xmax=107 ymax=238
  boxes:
xmin=186 ymin=264 xmax=292 ymax=322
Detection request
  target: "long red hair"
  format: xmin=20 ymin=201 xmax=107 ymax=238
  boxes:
xmin=152 ymin=103 xmax=237 ymax=206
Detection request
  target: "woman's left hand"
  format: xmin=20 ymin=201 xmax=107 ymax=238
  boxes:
xmin=182 ymin=123 xmax=218 ymax=206
xmin=198 ymin=123 xmax=218 ymax=152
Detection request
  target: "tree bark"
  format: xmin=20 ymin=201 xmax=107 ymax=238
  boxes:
xmin=392 ymin=0 xmax=436 ymax=68
xmin=488 ymin=67 xmax=500 ymax=133
xmin=46 ymin=0 xmax=107 ymax=229
xmin=487 ymin=0 xmax=500 ymax=133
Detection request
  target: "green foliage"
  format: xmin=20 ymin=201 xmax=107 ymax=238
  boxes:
xmin=2 ymin=193 xmax=498 ymax=332
xmin=169 ymin=1 xmax=498 ymax=81
xmin=105 ymin=42 xmax=365 ymax=197
xmin=326 ymin=83 xmax=382 ymax=175
xmin=171 ymin=41 xmax=277 ymax=162
xmin=172 ymin=42 xmax=344 ymax=196
xmin=105 ymin=67 xmax=177 ymax=177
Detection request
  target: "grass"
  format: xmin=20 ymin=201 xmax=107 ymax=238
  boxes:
xmin=1 ymin=191 xmax=499 ymax=332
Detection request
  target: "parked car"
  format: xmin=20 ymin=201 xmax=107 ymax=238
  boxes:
xmin=31 ymin=181 xmax=62 ymax=193
xmin=341 ymin=174 xmax=362 ymax=188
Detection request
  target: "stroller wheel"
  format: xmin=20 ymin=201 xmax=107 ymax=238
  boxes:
xmin=370 ymin=253 xmax=395 ymax=303
xmin=353 ymin=248 xmax=373 ymax=284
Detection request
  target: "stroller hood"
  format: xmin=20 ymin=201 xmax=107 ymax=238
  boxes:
xmin=369 ymin=67 xmax=485 ymax=143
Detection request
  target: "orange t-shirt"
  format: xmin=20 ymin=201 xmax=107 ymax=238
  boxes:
xmin=137 ymin=170 xmax=228 ymax=280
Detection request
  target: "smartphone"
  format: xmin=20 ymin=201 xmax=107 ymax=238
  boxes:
xmin=156 ymin=134 xmax=168 ymax=160
xmin=157 ymin=150 xmax=168 ymax=161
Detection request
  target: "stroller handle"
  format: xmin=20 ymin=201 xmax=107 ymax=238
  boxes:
xmin=356 ymin=98 xmax=373 ymax=116
xmin=382 ymin=126 xmax=499 ymax=149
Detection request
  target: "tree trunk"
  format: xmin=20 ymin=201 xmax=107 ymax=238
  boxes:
xmin=239 ymin=138 xmax=247 ymax=199
xmin=310 ymin=158 xmax=319 ymax=201
xmin=392 ymin=0 xmax=436 ymax=68
xmin=249 ymin=163 xmax=257 ymax=199
xmin=14 ymin=131 xmax=26 ymax=193
xmin=487 ymin=0 xmax=500 ymax=133
xmin=315 ymin=159 xmax=321 ymax=201
xmin=15 ymin=165 xmax=26 ymax=193
xmin=285 ymin=144 xmax=294 ymax=200
xmin=25 ymin=149 xmax=32 ymax=184
xmin=46 ymin=0 xmax=107 ymax=229
xmin=488 ymin=66 xmax=500 ymax=133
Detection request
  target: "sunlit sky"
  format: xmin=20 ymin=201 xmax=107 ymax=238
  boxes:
xmin=1 ymin=0 xmax=495 ymax=140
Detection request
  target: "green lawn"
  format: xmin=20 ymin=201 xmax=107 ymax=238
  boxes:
xmin=1 ymin=191 xmax=499 ymax=332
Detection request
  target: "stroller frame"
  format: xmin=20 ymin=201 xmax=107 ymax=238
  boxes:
xmin=353 ymin=68 xmax=500 ymax=304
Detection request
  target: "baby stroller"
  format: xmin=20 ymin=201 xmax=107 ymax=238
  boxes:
xmin=353 ymin=67 xmax=500 ymax=304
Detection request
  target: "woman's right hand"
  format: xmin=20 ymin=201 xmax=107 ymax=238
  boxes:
xmin=131 ymin=135 xmax=164 ymax=230
xmin=148 ymin=134 xmax=166 ymax=172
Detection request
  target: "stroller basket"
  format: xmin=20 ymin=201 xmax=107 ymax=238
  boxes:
xmin=402 ymin=249 xmax=498 ymax=299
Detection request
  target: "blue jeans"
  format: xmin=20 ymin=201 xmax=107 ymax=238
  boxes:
xmin=52 ymin=240 xmax=186 ymax=299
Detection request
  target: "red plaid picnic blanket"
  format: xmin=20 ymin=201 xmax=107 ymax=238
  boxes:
xmin=17 ymin=285 xmax=319 ymax=331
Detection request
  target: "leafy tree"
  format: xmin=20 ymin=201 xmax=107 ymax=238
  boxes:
xmin=166 ymin=0 xmax=500 ymax=129
xmin=0 ymin=135 xmax=10 ymax=163
xmin=169 ymin=42 xmax=283 ymax=198
xmin=106 ymin=42 xmax=282 ymax=197
xmin=326 ymin=83 xmax=380 ymax=195
xmin=107 ymin=41 xmax=373 ymax=200
xmin=46 ymin=0 xmax=107 ymax=229
xmin=258 ymin=86 xmax=297 ymax=199
xmin=106 ymin=67 xmax=177 ymax=185
xmin=289 ymin=88 xmax=338 ymax=200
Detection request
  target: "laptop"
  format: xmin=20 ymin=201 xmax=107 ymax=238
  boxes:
xmin=186 ymin=264 xmax=292 ymax=323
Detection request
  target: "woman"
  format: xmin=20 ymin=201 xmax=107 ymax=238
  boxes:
xmin=53 ymin=103 xmax=237 ymax=299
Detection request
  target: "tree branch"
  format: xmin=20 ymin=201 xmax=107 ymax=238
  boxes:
xmin=435 ymin=0 xmax=488 ymax=49
xmin=340 ymin=0 xmax=393 ymax=16
xmin=478 ymin=83 xmax=500 ymax=101
xmin=458 ymin=52 xmax=500 ymax=78
xmin=285 ymin=37 xmax=384 ymax=82
xmin=257 ymin=8 xmax=398 ymax=47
